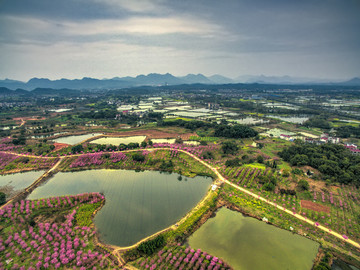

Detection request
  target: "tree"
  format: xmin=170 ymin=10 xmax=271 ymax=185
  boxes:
xmin=298 ymin=179 xmax=309 ymax=190
xmin=221 ymin=141 xmax=239 ymax=155
xmin=0 ymin=192 xmax=6 ymax=205
xmin=132 ymin=153 xmax=145 ymax=162
xmin=256 ymin=155 xmax=264 ymax=164
xmin=137 ymin=235 xmax=165 ymax=255
xmin=202 ymin=151 xmax=214 ymax=159
xmin=141 ymin=141 xmax=147 ymax=148
xmin=71 ymin=144 xmax=84 ymax=154
xmin=290 ymin=154 xmax=309 ymax=166
xmin=225 ymin=157 xmax=240 ymax=167
xmin=175 ymin=137 xmax=183 ymax=144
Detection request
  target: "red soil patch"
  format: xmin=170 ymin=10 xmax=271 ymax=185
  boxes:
xmin=53 ymin=143 xmax=69 ymax=151
xmin=301 ymin=200 xmax=330 ymax=213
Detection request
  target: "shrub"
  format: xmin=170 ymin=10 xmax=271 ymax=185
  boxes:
xmin=137 ymin=235 xmax=165 ymax=255
xmin=298 ymin=179 xmax=309 ymax=190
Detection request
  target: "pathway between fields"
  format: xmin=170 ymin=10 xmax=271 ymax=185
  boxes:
xmin=1 ymin=148 xmax=359 ymax=249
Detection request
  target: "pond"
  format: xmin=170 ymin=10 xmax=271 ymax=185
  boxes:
xmin=49 ymin=108 xmax=72 ymax=113
xmin=27 ymin=169 xmax=212 ymax=247
xmin=91 ymin=136 xmax=146 ymax=145
xmin=151 ymin=138 xmax=176 ymax=144
xmin=0 ymin=171 xmax=45 ymax=198
xmin=188 ymin=208 xmax=319 ymax=270
xmin=171 ymin=111 xmax=212 ymax=118
xmin=266 ymin=115 xmax=309 ymax=124
xmin=234 ymin=117 xmax=267 ymax=125
xmin=53 ymin=133 xmax=102 ymax=145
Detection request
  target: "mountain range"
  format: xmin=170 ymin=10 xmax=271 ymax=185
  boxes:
xmin=0 ymin=73 xmax=359 ymax=90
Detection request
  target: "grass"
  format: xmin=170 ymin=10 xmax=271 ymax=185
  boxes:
xmin=243 ymin=163 xmax=266 ymax=169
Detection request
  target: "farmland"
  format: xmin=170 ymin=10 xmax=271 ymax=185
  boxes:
xmin=0 ymin=84 xmax=360 ymax=269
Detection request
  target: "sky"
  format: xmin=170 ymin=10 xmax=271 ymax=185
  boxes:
xmin=0 ymin=0 xmax=359 ymax=81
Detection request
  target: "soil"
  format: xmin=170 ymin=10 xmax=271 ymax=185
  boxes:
xmin=53 ymin=142 xmax=70 ymax=151
xmin=306 ymin=177 xmax=327 ymax=192
xmin=300 ymin=200 xmax=330 ymax=213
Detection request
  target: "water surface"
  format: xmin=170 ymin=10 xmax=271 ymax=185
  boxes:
xmin=28 ymin=169 xmax=212 ymax=246
xmin=151 ymin=138 xmax=176 ymax=144
xmin=267 ymin=115 xmax=309 ymax=124
xmin=53 ymin=133 xmax=102 ymax=145
xmin=91 ymin=136 xmax=146 ymax=145
xmin=188 ymin=208 xmax=319 ymax=270
xmin=0 ymin=171 xmax=45 ymax=197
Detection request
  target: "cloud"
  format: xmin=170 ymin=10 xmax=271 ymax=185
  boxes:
xmin=63 ymin=16 xmax=222 ymax=36
xmin=93 ymin=0 xmax=167 ymax=14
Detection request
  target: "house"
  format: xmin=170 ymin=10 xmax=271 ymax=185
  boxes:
xmin=280 ymin=134 xmax=293 ymax=141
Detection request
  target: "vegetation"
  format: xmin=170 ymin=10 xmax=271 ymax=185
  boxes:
xmin=137 ymin=235 xmax=166 ymax=255
xmin=279 ymin=143 xmax=360 ymax=185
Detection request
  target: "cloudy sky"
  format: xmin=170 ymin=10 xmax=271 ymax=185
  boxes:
xmin=0 ymin=0 xmax=359 ymax=81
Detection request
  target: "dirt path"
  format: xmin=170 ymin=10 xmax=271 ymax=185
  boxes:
xmin=2 ymin=147 xmax=359 ymax=250
xmin=177 ymin=149 xmax=360 ymax=249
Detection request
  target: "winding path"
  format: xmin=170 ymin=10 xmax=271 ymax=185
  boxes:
xmin=1 ymin=147 xmax=359 ymax=250
xmin=175 ymin=149 xmax=360 ymax=250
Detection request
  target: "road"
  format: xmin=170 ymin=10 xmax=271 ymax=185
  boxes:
xmin=1 ymin=147 xmax=359 ymax=249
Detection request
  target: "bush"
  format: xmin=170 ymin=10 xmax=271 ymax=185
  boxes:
xmin=71 ymin=144 xmax=84 ymax=154
xmin=225 ymin=157 xmax=240 ymax=167
xmin=256 ymin=155 xmax=264 ymax=164
xmin=137 ymin=235 xmax=165 ymax=255
xmin=298 ymin=179 xmax=309 ymax=190
xmin=221 ymin=141 xmax=239 ymax=155
xmin=202 ymin=151 xmax=214 ymax=160
xmin=132 ymin=153 xmax=145 ymax=162
xmin=0 ymin=192 xmax=6 ymax=205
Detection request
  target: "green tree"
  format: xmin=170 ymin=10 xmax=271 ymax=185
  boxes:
xmin=298 ymin=179 xmax=309 ymax=190
xmin=221 ymin=141 xmax=239 ymax=155
xmin=0 ymin=192 xmax=6 ymax=205
xmin=256 ymin=155 xmax=264 ymax=164
xmin=71 ymin=144 xmax=84 ymax=154
xmin=141 ymin=141 xmax=147 ymax=148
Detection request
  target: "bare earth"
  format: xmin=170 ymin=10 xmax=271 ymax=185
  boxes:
xmin=301 ymin=200 xmax=330 ymax=213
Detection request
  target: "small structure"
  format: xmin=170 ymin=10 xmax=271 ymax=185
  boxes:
xmin=262 ymin=217 xmax=268 ymax=223
xmin=211 ymin=184 xmax=218 ymax=191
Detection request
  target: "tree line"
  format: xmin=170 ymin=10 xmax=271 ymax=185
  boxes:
xmin=158 ymin=119 xmax=258 ymax=139
xmin=279 ymin=143 xmax=360 ymax=186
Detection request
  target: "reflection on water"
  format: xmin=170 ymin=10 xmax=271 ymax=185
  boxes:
xmin=28 ymin=169 xmax=212 ymax=246
xmin=188 ymin=208 xmax=319 ymax=270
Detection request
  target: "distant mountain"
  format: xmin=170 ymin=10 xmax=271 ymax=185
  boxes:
xmin=131 ymin=73 xmax=184 ymax=86
xmin=0 ymin=73 xmax=205 ymax=90
xmin=209 ymin=75 xmax=234 ymax=84
xmin=235 ymin=75 xmax=318 ymax=84
xmin=338 ymin=77 xmax=360 ymax=86
xmin=180 ymin=74 xmax=212 ymax=84
xmin=1 ymin=73 xmax=359 ymax=90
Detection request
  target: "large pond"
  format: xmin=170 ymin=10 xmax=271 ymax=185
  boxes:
xmin=266 ymin=115 xmax=309 ymax=124
xmin=188 ymin=208 xmax=319 ymax=270
xmin=90 ymin=136 xmax=146 ymax=145
xmin=234 ymin=117 xmax=268 ymax=125
xmin=151 ymin=138 xmax=176 ymax=144
xmin=0 ymin=171 xmax=45 ymax=198
xmin=53 ymin=133 xmax=102 ymax=145
xmin=27 ymin=169 xmax=212 ymax=247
